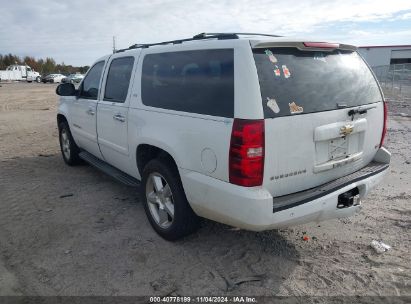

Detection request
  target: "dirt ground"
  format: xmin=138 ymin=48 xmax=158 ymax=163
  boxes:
xmin=0 ymin=83 xmax=410 ymax=297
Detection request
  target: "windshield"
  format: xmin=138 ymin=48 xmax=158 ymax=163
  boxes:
xmin=253 ymin=48 xmax=382 ymax=118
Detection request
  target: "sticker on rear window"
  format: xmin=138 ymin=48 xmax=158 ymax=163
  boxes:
xmin=282 ymin=65 xmax=291 ymax=78
xmin=266 ymin=97 xmax=280 ymax=113
xmin=289 ymin=101 xmax=303 ymax=114
xmin=265 ymin=50 xmax=278 ymax=63
xmin=273 ymin=65 xmax=281 ymax=77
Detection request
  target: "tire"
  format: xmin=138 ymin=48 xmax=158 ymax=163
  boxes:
xmin=141 ymin=158 xmax=200 ymax=240
xmin=36 ymin=76 xmax=41 ymax=83
xmin=58 ymin=121 xmax=81 ymax=166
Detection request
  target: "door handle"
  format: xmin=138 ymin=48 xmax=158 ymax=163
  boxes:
xmin=86 ymin=108 xmax=95 ymax=115
xmin=113 ymin=113 xmax=125 ymax=122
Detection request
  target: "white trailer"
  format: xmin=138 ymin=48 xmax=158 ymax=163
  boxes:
xmin=0 ymin=65 xmax=41 ymax=83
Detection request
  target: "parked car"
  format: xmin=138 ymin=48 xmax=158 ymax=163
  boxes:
xmin=42 ymin=73 xmax=65 ymax=83
xmin=56 ymin=33 xmax=390 ymax=240
xmin=61 ymin=73 xmax=84 ymax=84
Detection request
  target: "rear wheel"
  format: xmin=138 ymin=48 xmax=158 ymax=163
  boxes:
xmin=141 ymin=159 xmax=199 ymax=240
xmin=36 ymin=76 xmax=41 ymax=83
xmin=59 ymin=121 xmax=81 ymax=166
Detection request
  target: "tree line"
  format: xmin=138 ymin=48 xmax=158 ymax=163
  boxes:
xmin=0 ymin=53 xmax=90 ymax=75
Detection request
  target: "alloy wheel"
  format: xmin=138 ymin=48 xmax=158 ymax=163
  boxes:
xmin=145 ymin=172 xmax=175 ymax=229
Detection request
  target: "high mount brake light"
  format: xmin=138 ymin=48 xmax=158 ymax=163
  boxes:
xmin=229 ymin=119 xmax=264 ymax=187
xmin=303 ymin=42 xmax=340 ymax=49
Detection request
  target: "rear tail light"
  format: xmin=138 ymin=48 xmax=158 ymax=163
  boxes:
xmin=380 ymin=101 xmax=388 ymax=148
xmin=303 ymin=42 xmax=339 ymax=49
xmin=229 ymin=119 xmax=264 ymax=187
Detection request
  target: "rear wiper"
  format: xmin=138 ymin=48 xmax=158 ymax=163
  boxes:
xmin=348 ymin=108 xmax=368 ymax=116
xmin=347 ymin=108 xmax=367 ymax=121
xmin=347 ymin=104 xmax=378 ymax=120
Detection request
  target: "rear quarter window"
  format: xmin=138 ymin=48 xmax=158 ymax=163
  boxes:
xmin=253 ymin=48 xmax=382 ymax=118
xmin=141 ymin=49 xmax=234 ymax=117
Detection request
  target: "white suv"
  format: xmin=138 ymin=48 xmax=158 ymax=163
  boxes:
xmin=56 ymin=33 xmax=390 ymax=240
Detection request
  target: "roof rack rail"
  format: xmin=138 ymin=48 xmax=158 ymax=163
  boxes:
xmin=116 ymin=32 xmax=282 ymax=53
xmin=116 ymin=33 xmax=238 ymax=53
xmin=195 ymin=32 xmax=283 ymax=38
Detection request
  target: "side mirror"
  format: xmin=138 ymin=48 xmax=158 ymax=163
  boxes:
xmin=56 ymin=83 xmax=76 ymax=96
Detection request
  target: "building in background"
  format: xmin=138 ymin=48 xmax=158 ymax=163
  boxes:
xmin=358 ymin=45 xmax=411 ymax=67
xmin=358 ymin=45 xmax=411 ymax=101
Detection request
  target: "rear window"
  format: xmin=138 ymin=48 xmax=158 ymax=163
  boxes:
xmin=141 ymin=49 xmax=234 ymax=117
xmin=253 ymin=48 xmax=382 ymax=118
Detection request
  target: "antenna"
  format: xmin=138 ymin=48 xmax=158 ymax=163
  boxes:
xmin=112 ymin=36 xmax=116 ymax=54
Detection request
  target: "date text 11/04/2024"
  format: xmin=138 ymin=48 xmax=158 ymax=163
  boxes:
xmin=150 ymin=296 xmax=257 ymax=303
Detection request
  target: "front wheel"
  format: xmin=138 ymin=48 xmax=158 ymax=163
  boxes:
xmin=58 ymin=121 xmax=81 ymax=166
xmin=141 ymin=159 xmax=200 ymax=240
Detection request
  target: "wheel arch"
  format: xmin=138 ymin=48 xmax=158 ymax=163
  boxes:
xmin=136 ymin=143 xmax=180 ymax=178
xmin=57 ymin=113 xmax=68 ymax=127
xmin=56 ymin=113 xmax=81 ymax=148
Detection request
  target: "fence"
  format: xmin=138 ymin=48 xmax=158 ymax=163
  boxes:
xmin=372 ymin=63 xmax=411 ymax=101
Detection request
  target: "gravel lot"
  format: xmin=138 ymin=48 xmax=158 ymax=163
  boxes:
xmin=0 ymin=83 xmax=410 ymax=297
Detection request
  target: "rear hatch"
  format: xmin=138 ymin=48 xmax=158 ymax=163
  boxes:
xmin=252 ymin=42 xmax=385 ymax=197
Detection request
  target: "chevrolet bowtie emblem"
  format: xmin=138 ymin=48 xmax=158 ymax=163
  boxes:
xmin=340 ymin=124 xmax=354 ymax=136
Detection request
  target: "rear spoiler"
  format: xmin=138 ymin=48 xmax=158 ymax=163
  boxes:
xmin=251 ymin=41 xmax=357 ymax=52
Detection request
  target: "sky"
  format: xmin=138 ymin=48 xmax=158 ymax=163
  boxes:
xmin=1 ymin=0 xmax=411 ymax=66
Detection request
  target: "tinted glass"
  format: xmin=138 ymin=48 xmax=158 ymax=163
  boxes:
xmin=253 ymin=48 xmax=382 ymax=118
xmin=79 ymin=61 xmax=104 ymax=99
xmin=104 ymin=57 xmax=135 ymax=103
xmin=141 ymin=49 xmax=234 ymax=117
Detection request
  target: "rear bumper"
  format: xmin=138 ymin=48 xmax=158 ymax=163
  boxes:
xmin=181 ymin=148 xmax=390 ymax=231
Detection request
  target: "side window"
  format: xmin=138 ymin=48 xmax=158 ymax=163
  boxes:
xmin=141 ymin=49 xmax=234 ymax=117
xmin=79 ymin=61 xmax=105 ymax=99
xmin=104 ymin=57 xmax=135 ymax=103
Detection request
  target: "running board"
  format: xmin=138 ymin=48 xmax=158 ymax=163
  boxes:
xmin=79 ymin=151 xmax=140 ymax=187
